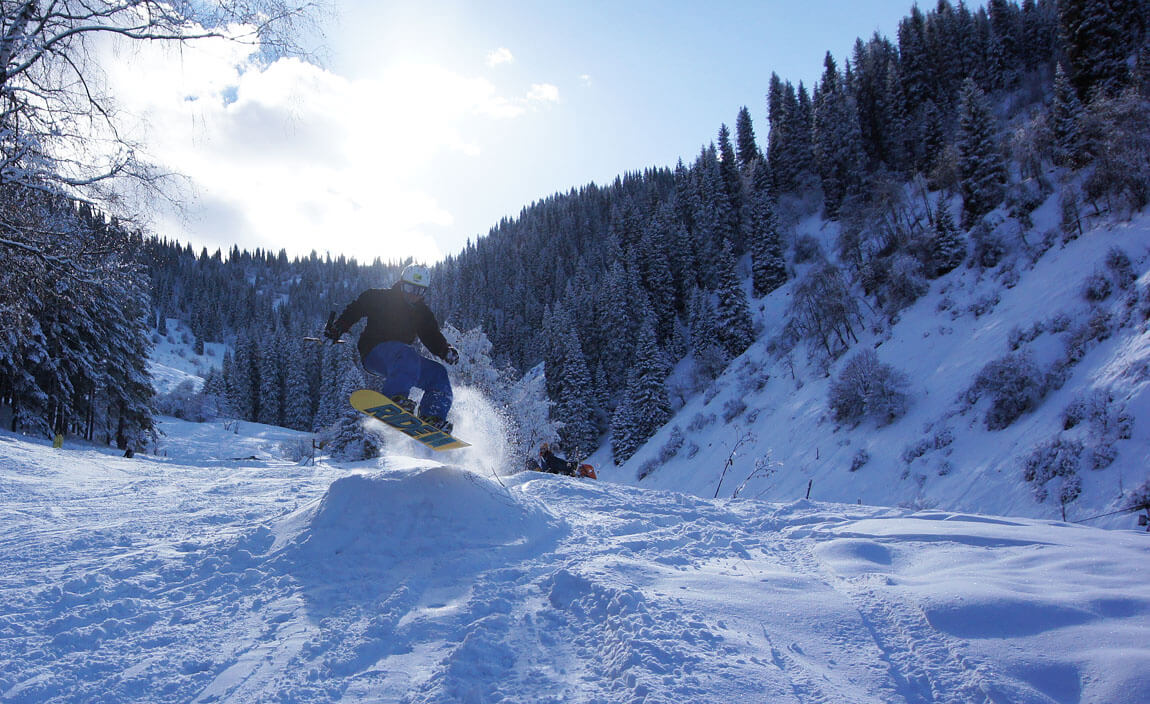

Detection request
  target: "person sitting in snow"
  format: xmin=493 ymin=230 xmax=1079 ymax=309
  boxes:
xmin=536 ymin=443 xmax=578 ymax=476
xmin=326 ymin=263 xmax=459 ymax=431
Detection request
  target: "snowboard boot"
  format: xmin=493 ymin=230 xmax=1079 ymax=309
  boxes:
xmin=420 ymin=415 xmax=453 ymax=434
xmin=390 ymin=395 xmax=416 ymax=414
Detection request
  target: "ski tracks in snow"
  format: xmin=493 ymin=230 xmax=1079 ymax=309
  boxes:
xmin=4 ymin=440 xmax=1147 ymax=702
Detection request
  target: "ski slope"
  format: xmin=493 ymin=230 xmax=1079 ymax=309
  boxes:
xmin=2 ymin=419 xmax=1148 ymax=703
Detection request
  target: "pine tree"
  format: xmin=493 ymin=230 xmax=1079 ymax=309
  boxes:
xmin=714 ymin=241 xmax=755 ymax=358
xmin=735 ymin=106 xmax=761 ymax=172
xmin=687 ymin=286 xmax=728 ymax=384
xmin=627 ymin=316 xmax=672 ymax=444
xmin=987 ymin=0 xmax=1021 ymax=89
xmin=957 ymin=79 xmax=1007 ymax=227
xmin=748 ymin=184 xmax=787 ymax=296
xmin=929 ymin=202 xmax=966 ymax=276
xmin=283 ymin=342 xmax=313 ymax=431
xmin=323 ymin=363 xmax=380 ymax=461
xmin=716 ymin=125 xmax=744 ymax=243
xmin=609 ymin=391 xmax=641 ymax=465
xmin=257 ymin=334 xmax=283 ymax=426
xmin=554 ymin=323 xmax=598 ymax=459
xmin=812 ymin=53 xmax=866 ymax=218
xmin=1059 ymin=0 xmax=1139 ymax=100
xmin=1052 ymin=63 xmax=1085 ymax=167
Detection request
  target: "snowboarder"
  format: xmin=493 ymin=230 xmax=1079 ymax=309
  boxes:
xmin=534 ymin=443 xmax=578 ymax=476
xmin=325 ymin=264 xmax=459 ymax=430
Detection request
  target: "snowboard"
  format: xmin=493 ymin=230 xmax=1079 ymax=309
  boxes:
xmin=349 ymin=389 xmax=470 ymax=451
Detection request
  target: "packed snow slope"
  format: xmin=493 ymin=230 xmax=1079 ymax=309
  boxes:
xmin=2 ymin=420 xmax=1149 ymax=703
xmin=600 ymin=208 xmax=1150 ymax=531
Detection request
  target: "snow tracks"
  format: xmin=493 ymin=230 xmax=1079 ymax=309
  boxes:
xmin=3 ymin=438 xmax=1148 ymax=702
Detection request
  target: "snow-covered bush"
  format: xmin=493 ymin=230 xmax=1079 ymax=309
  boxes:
xmin=1105 ymin=247 xmax=1136 ymax=289
xmin=155 ymin=380 xmax=213 ymax=422
xmin=723 ymin=398 xmax=747 ymax=423
xmin=828 ymin=349 xmax=910 ymax=426
xmin=639 ymin=426 xmax=686 ymax=481
xmin=882 ymin=254 xmax=930 ymax=314
xmin=1022 ymin=436 xmax=1083 ymax=507
xmin=933 ymin=427 xmax=955 ymax=450
xmin=967 ymin=351 xmax=1045 ymax=430
xmin=1063 ymin=389 xmax=1109 ymax=431
xmin=1081 ymin=89 xmax=1150 ymax=215
xmin=1059 ymin=185 xmax=1084 ymax=241
xmin=968 ymin=292 xmax=1000 ymax=318
xmin=1008 ymin=321 xmax=1045 ymax=350
xmin=785 ymin=262 xmax=863 ymax=360
xmin=793 ymin=234 xmax=823 ymax=263
xmin=1124 ymin=479 xmax=1150 ymax=512
xmin=970 ymin=223 xmax=1007 ymax=269
xmin=1064 ymin=310 xmax=1113 ymax=364
xmin=849 ymin=449 xmax=870 ymax=472
xmin=320 ymin=421 xmax=381 ymax=462
xmin=1090 ymin=443 xmax=1117 ymax=470
xmin=902 ymin=438 xmax=932 ymax=464
xmin=1048 ymin=311 xmax=1073 ymax=333
xmin=688 ymin=413 xmax=715 ymax=432
xmin=1083 ymin=270 xmax=1113 ymax=302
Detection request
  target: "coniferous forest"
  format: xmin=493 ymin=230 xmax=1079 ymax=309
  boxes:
xmin=3 ymin=0 xmax=1149 ymax=464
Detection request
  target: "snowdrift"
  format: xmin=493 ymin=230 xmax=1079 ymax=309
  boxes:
xmin=272 ymin=461 xmax=565 ymax=561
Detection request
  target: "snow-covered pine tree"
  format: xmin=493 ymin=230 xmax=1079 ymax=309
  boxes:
xmin=610 ymin=389 xmax=641 ymax=465
xmin=748 ymin=181 xmax=787 ymax=296
xmin=714 ymin=240 xmax=755 ymax=358
xmin=929 ymin=202 xmax=967 ymax=277
xmin=282 ymin=341 xmax=313 ymax=431
xmin=1052 ymin=63 xmax=1085 ymax=167
xmin=636 ymin=213 xmax=678 ymax=340
xmin=957 ymin=78 xmax=1007 ymax=227
xmin=257 ymin=334 xmax=284 ymax=426
xmin=987 ymin=0 xmax=1021 ymax=90
xmin=813 ymin=53 xmax=866 ymax=218
xmin=617 ymin=315 xmax=672 ymax=463
xmin=322 ymin=362 xmax=380 ymax=461
xmin=313 ymin=344 xmax=352 ymax=432
xmin=735 ymin=106 xmax=761 ymax=172
xmin=688 ymin=286 xmax=729 ymax=382
xmin=554 ymin=322 xmax=598 ymax=460
xmin=593 ymin=262 xmax=639 ymax=392
xmin=227 ymin=335 xmax=259 ymax=421
xmin=1058 ymin=0 xmax=1137 ymax=100
xmin=717 ymin=123 xmax=743 ymax=240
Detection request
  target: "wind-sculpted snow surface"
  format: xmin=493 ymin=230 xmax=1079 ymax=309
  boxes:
xmin=1 ymin=422 xmax=1148 ymax=702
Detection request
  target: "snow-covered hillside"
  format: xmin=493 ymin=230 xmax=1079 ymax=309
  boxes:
xmin=2 ymin=419 xmax=1148 ymax=702
xmin=603 ymin=205 xmax=1150 ymax=531
xmin=149 ymin=319 xmax=229 ymax=395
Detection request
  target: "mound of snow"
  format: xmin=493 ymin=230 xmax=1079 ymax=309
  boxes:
xmin=272 ymin=461 xmax=564 ymax=560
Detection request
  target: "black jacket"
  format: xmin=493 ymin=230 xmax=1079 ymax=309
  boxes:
xmin=334 ymin=284 xmax=451 ymax=362
xmin=540 ymin=450 xmax=576 ymax=476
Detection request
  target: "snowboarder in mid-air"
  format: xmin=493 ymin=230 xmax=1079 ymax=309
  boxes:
xmin=326 ymin=264 xmax=459 ymax=431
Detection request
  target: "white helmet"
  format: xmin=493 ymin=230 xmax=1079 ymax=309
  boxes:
xmin=400 ymin=263 xmax=431 ymax=289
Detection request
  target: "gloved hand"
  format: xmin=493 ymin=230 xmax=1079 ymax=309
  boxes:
xmin=323 ymin=321 xmax=343 ymax=341
xmin=444 ymin=346 xmax=459 ymax=365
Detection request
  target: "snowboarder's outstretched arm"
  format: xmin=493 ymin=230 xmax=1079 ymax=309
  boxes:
xmin=330 ymin=290 xmax=373 ymax=338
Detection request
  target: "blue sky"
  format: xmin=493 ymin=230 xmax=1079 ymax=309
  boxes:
xmin=110 ymin=1 xmax=930 ymax=264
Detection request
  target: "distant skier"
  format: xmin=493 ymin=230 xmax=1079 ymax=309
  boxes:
xmin=326 ymin=264 xmax=459 ymax=430
xmin=526 ymin=443 xmax=575 ymax=476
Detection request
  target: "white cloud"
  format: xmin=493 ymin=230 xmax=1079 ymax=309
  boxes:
xmin=98 ymin=35 xmax=547 ymax=263
xmin=527 ymin=83 xmax=560 ymax=104
xmin=486 ymin=47 xmax=514 ymax=68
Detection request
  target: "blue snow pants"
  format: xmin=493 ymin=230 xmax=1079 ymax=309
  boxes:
xmin=362 ymin=341 xmax=453 ymax=419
